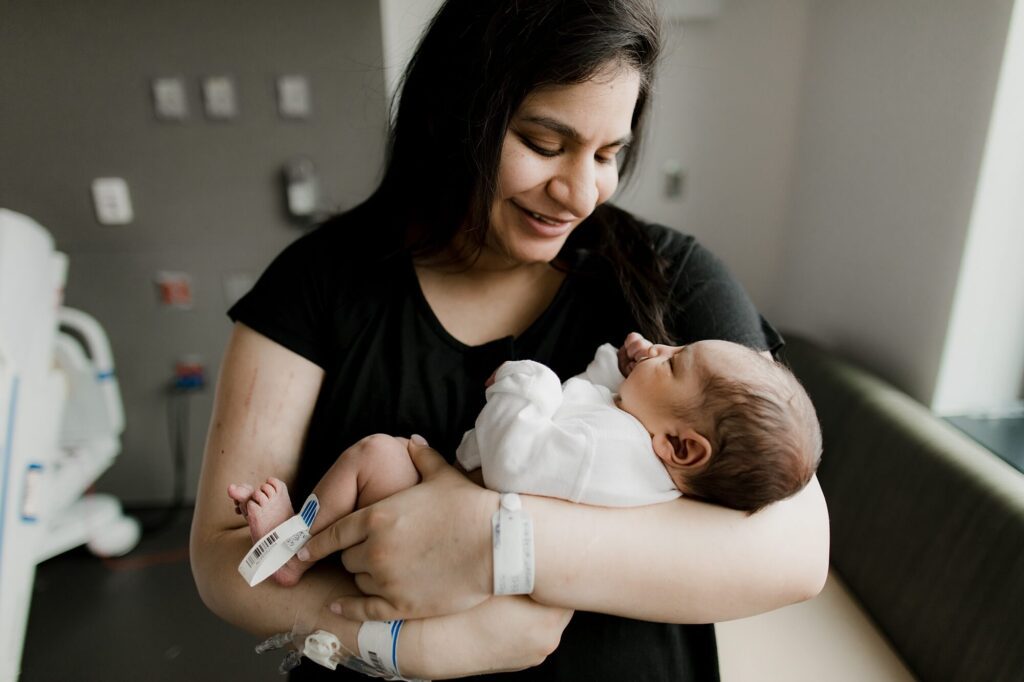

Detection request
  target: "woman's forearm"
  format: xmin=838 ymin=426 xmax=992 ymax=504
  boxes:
xmin=525 ymin=476 xmax=830 ymax=623
xmin=300 ymin=440 xmax=829 ymax=625
xmin=190 ymin=525 xmax=361 ymax=640
xmin=190 ymin=526 xmax=567 ymax=679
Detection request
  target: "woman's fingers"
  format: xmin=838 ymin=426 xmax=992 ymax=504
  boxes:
xmin=406 ymin=435 xmax=449 ymax=478
xmin=299 ymin=435 xmax=496 ymax=619
xmin=329 ymin=594 xmax=400 ymax=623
xmin=339 ymin=541 xmax=369 ymax=574
xmin=297 ymin=509 xmax=369 ymax=563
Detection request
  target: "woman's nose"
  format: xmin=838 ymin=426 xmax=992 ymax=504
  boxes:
xmin=547 ymin=156 xmax=600 ymax=218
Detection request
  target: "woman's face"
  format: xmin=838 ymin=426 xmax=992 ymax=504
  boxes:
xmin=485 ymin=64 xmax=641 ymax=266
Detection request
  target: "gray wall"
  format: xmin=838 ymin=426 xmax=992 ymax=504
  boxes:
xmin=620 ymin=0 xmax=1016 ymax=407
xmin=618 ymin=0 xmax=810 ymax=311
xmin=771 ymin=0 xmax=1015 ymax=403
xmin=0 ymin=1 xmax=388 ymax=504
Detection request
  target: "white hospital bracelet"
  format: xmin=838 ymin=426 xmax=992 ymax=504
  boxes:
xmin=492 ymin=492 xmax=535 ymax=595
xmin=238 ymin=494 xmax=320 ymax=586
xmin=357 ymin=620 xmax=405 ymax=680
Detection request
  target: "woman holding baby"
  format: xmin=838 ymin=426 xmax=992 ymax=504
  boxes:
xmin=190 ymin=1 xmax=829 ymax=679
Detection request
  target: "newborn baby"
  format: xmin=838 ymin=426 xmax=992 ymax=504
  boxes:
xmin=229 ymin=333 xmax=821 ymax=586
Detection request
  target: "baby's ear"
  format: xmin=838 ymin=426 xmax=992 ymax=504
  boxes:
xmin=653 ymin=430 xmax=711 ymax=470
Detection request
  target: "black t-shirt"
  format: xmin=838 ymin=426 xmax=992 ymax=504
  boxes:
xmin=229 ymin=201 xmax=782 ymax=682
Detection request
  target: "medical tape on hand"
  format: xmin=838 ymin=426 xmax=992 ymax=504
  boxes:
xmin=357 ymin=620 xmax=406 ymax=680
xmin=492 ymin=492 xmax=535 ymax=595
xmin=238 ymin=493 xmax=319 ymax=586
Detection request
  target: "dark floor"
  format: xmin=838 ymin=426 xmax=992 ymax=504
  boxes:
xmin=20 ymin=508 xmax=281 ymax=682
xmin=946 ymin=414 xmax=1024 ymax=474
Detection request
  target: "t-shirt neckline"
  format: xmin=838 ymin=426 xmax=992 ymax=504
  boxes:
xmin=405 ymin=254 xmax=575 ymax=354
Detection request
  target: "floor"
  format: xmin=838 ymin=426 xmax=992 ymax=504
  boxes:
xmin=946 ymin=414 xmax=1024 ymax=474
xmin=20 ymin=508 xmax=281 ymax=682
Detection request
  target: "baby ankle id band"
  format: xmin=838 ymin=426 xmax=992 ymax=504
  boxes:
xmin=238 ymin=493 xmax=319 ymax=586
xmin=492 ymin=492 xmax=535 ymax=595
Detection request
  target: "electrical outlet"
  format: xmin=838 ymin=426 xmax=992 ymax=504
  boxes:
xmin=203 ymin=76 xmax=238 ymax=119
xmin=277 ymin=75 xmax=311 ymax=118
xmin=152 ymin=77 xmax=188 ymax=120
xmin=91 ymin=178 xmax=134 ymax=225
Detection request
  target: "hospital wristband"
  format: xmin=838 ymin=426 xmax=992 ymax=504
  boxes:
xmin=492 ymin=492 xmax=535 ymax=595
xmin=357 ymin=620 xmax=406 ymax=680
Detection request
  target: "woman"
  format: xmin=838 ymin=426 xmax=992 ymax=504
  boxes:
xmin=190 ymin=1 xmax=829 ymax=679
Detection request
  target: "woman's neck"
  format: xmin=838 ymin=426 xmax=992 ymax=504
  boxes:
xmin=413 ymin=254 xmax=566 ymax=346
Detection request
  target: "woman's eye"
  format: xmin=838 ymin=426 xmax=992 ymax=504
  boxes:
xmin=519 ymin=135 xmax=560 ymax=157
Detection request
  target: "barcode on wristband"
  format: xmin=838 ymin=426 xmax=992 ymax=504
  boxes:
xmin=245 ymin=531 xmax=279 ymax=567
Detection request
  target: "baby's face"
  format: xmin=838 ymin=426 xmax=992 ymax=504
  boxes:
xmin=617 ymin=339 xmax=765 ymax=433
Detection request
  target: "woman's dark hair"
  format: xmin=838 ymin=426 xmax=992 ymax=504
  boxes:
xmin=372 ymin=0 xmax=674 ymax=341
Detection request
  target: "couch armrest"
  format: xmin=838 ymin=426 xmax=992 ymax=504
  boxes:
xmin=782 ymin=334 xmax=1024 ymax=682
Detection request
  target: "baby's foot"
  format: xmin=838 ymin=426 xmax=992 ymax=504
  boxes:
xmin=226 ymin=478 xmax=308 ymax=586
xmin=228 ymin=478 xmax=294 ymax=541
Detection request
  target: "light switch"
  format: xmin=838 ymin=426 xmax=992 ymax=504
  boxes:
xmin=277 ymin=75 xmax=311 ymax=119
xmin=152 ymin=77 xmax=188 ymax=120
xmin=91 ymin=177 xmax=134 ymax=225
xmin=203 ymin=76 xmax=238 ymax=119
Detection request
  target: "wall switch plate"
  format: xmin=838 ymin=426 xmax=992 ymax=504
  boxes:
xmin=152 ymin=77 xmax=188 ymax=120
xmin=91 ymin=177 xmax=134 ymax=225
xmin=277 ymin=75 xmax=311 ymax=118
xmin=202 ymin=76 xmax=238 ymax=119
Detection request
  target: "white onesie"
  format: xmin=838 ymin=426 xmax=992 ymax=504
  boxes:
xmin=456 ymin=344 xmax=682 ymax=507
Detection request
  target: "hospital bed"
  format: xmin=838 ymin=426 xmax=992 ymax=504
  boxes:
xmin=0 ymin=209 xmax=140 ymax=681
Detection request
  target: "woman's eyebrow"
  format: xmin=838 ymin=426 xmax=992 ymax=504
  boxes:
xmin=520 ymin=115 xmax=632 ymax=148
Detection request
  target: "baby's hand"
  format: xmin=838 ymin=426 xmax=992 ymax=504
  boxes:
xmin=618 ymin=332 xmax=654 ymax=376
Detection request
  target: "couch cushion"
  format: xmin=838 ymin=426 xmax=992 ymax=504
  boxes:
xmin=782 ymin=334 xmax=1024 ymax=682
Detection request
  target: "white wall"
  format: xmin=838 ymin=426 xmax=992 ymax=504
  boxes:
xmin=379 ymin=0 xmax=445 ymax=104
xmin=618 ymin=0 xmax=810 ymax=310
xmin=933 ymin=0 xmax=1024 ymax=415
xmin=770 ymin=0 xmax=1015 ymax=403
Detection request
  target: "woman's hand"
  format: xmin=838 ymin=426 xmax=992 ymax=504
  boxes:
xmin=401 ymin=597 xmax=574 ymax=679
xmin=617 ymin=331 xmax=654 ymax=376
xmin=300 ymin=437 xmax=500 ymax=621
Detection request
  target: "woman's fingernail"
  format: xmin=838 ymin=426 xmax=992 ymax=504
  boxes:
xmin=297 ymin=548 xmax=310 ymax=561
xmin=411 ymin=434 xmax=428 ymax=446
xmin=329 ymin=602 xmax=342 ymax=615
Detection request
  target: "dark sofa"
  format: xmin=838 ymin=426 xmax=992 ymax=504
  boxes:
xmin=782 ymin=334 xmax=1024 ymax=682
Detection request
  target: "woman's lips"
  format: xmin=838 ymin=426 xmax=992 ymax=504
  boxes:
xmin=513 ymin=202 xmax=573 ymax=237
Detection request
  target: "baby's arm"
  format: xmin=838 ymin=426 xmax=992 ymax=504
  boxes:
xmin=576 ymin=343 xmax=626 ymax=391
xmin=457 ymin=360 xmax=590 ymax=500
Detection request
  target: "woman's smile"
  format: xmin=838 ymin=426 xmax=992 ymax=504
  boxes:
xmin=482 ymin=65 xmax=641 ymax=267
xmin=511 ymin=201 xmax=574 ymax=237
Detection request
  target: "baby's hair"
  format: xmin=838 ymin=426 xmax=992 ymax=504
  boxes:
xmin=675 ymin=353 xmax=822 ymax=513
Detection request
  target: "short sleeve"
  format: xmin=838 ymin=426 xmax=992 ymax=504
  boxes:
xmin=228 ymin=230 xmax=334 ymax=367
xmin=653 ymin=227 xmax=784 ymax=356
